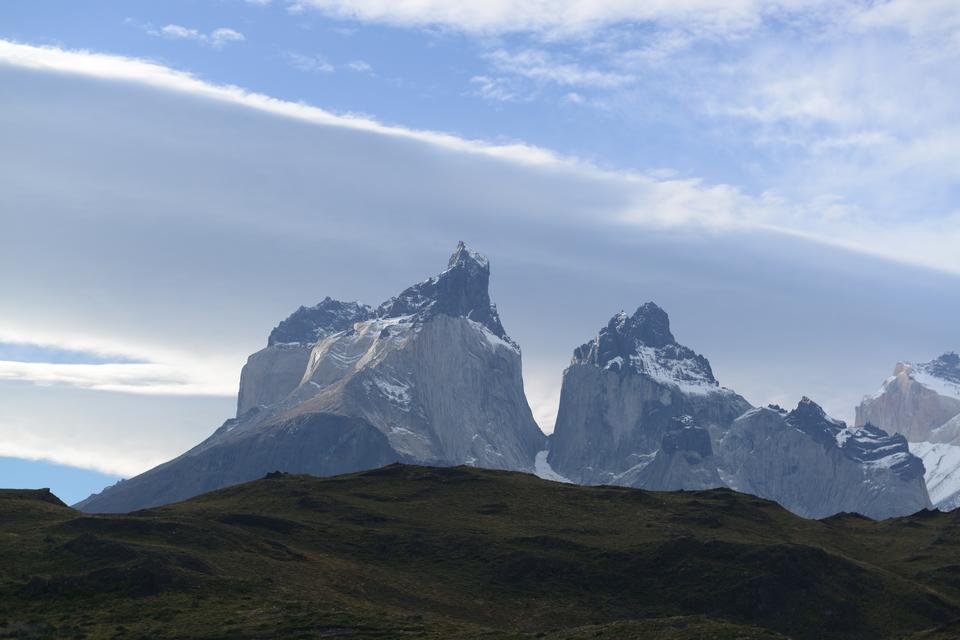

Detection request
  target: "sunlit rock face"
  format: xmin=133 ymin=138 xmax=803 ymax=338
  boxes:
xmin=77 ymin=243 xmax=545 ymax=513
xmin=237 ymin=298 xmax=374 ymax=416
xmin=856 ymin=356 xmax=960 ymax=442
xmin=858 ymin=353 xmax=960 ymax=510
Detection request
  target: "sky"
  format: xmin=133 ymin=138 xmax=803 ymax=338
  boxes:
xmin=1 ymin=0 xmax=959 ymax=504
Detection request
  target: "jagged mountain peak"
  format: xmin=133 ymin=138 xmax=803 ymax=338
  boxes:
xmin=572 ymin=302 xmax=718 ymax=393
xmin=786 ymin=397 xmax=845 ymax=446
xmin=783 ymin=398 xmax=923 ymax=482
xmin=267 ymin=298 xmax=373 ymax=347
xmin=920 ymin=352 xmax=960 ymax=385
xmin=376 ymin=242 xmax=511 ymax=343
xmin=790 ymin=396 xmax=833 ymax=422
xmin=615 ymin=302 xmax=675 ymax=348
xmin=447 ymin=240 xmax=489 ymax=273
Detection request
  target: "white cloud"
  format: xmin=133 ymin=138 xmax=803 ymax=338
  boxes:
xmin=287 ymin=0 xmax=780 ymax=36
xmin=345 ymin=59 xmax=373 ymax=73
xmin=469 ymin=75 xmax=525 ymax=102
xmin=0 ymin=38 xmax=958 ymax=276
xmin=160 ymin=24 xmax=203 ymax=41
xmin=151 ymin=23 xmax=246 ymax=49
xmin=486 ymin=48 xmax=633 ymax=88
xmin=0 ymin=361 xmax=235 ymax=396
xmin=286 ymin=51 xmax=335 ymax=73
xmin=0 ymin=391 xmax=233 ymax=477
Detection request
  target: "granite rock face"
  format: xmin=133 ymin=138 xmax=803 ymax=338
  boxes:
xmin=856 ymin=356 xmax=960 ymax=443
xmin=719 ymin=400 xmax=931 ymax=520
xmin=547 ymin=303 xmax=751 ymax=486
xmin=857 ymin=353 xmax=960 ymax=510
xmin=237 ymin=299 xmax=373 ymax=416
xmin=78 ymin=242 xmax=545 ymax=513
xmin=613 ymin=416 xmax=724 ymax=491
xmin=548 ymin=306 xmax=931 ymax=519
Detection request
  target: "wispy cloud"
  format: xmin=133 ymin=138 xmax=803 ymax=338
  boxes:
xmin=285 ymin=0 xmax=774 ymax=37
xmin=144 ymin=23 xmax=246 ymax=49
xmin=0 ymin=361 xmax=234 ymax=396
xmin=285 ymin=51 xmax=335 ymax=73
xmin=469 ymin=75 xmax=526 ymax=103
xmin=345 ymin=59 xmax=373 ymax=74
xmin=486 ymin=48 xmax=633 ymax=89
xmin=2 ymin=38 xmax=959 ymax=276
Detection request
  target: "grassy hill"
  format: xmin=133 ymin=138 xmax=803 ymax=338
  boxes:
xmin=4 ymin=464 xmax=960 ymax=639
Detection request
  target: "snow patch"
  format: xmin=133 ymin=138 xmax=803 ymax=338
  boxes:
xmin=914 ymin=369 xmax=960 ymax=401
xmin=469 ymin=319 xmax=519 ymax=354
xmin=534 ymin=450 xmax=572 ymax=483
xmin=630 ymin=345 xmax=720 ymax=396
xmin=910 ymin=441 xmax=960 ymax=507
xmin=373 ymin=376 xmax=411 ymax=406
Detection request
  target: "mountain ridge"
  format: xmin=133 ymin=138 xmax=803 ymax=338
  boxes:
xmin=8 ymin=464 xmax=960 ymax=640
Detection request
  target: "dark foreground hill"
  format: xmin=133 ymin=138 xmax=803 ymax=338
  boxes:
xmin=4 ymin=466 xmax=960 ymax=639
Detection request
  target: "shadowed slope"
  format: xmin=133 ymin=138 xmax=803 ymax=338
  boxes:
xmin=4 ymin=465 xmax=960 ymax=639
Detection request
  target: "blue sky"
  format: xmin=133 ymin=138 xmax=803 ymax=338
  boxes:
xmin=1 ymin=0 xmax=959 ymax=504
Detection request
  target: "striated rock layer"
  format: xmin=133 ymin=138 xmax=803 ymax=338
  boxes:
xmin=77 ymin=243 xmax=546 ymax=513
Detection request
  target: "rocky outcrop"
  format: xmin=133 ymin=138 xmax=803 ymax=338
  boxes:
xmin=718 ymin=399 xmax=930 ymax=520
xmin=547 ymin=304 xmax=751 ymax=486
xmin=78 ymin=242 xmax=546 ymax=513
xmin=613 ymin=416 xmax=724 ymax=491
xmin=75 ymin=413 xmax=397 ymax=513
xmin=548 ymin=306 xmax=931 ymax=519
xmin=856 ymin=356 xmax=960 ymax=442
xmin=237 ymin=299 xmax=372 ymax=416
xmin=857 ymin=353 xmax=960 ymax=511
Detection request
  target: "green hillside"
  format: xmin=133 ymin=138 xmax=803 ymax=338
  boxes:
xmin=3 ymin=464 xmax=960 ymax=639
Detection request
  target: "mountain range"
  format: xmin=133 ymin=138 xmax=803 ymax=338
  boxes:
xmin=78 ymin=243 xmax=935 ymax=520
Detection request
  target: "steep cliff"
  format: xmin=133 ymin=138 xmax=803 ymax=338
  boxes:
xmin=77 ymin=243 xmax=545 ymax=512
xmin=719 ymin=400 xmax=931 ymax=520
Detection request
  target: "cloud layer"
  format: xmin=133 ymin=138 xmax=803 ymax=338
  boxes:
xmin=1 ymin=39 xmax=958 ymax=275
xmin=1 ymin=38 xmax=958 ymax=478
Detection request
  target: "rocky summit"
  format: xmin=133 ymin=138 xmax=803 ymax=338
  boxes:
xmin=76 ymin=248 xmax=933 ymax=521
xmin=719 ymin=400 xmax=930 ymax=520
xmin=858 ymin=352 xmax=960 ymax=510
xmin=547 ymin=303 xmax=752 ymax=486
xmin=77 ymin=242 xmax=545 ymax=513
xmin=546 ymin=305 xmax=931 ymax=519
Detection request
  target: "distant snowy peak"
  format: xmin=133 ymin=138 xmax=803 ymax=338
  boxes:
xmin=869 ymin=356 xmax=960 ymax=403
xmin=787 ymin=397 xmax=922 ymax=481
xmin=914 ymin=353 xmax=960 ymax=401
xmin=573 ymin=302 xmax=720 ymax=394
xmin=910 ymin=441 xmax=960 ymax=510
xmin=268 ymin=298 xmax=373 ymax=347
xmin=375 ymin=241 xmax=515 ymax=347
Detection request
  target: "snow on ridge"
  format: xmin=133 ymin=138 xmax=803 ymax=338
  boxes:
xmin=629 ymin=344 xmax=720 ymax=396
xmin=910 ymin=441 xmax=960 ymax=507
xmin=534 ymin=450 xmax=572 ymax=483
xmin=469 ymin=318 xmax=519 ymax=354
xmin=913 ymin=368 xmax=960 ymax=401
